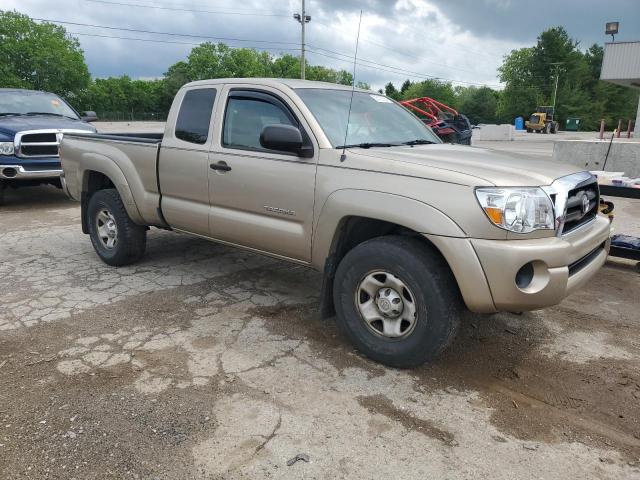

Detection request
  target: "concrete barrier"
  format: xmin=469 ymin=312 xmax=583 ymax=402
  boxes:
xmin=552 ymin=139 xmax=640 ymax=177
xmin=472 ymin=124 xmax=515 ymax=141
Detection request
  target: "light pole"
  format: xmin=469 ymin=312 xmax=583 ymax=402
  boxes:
xmin=293 ymin=0 xmax=311 ymax=79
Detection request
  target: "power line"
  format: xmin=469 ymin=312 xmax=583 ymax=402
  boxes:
xmin=33 ymin=18 xmax=299 ymax=45
xmin=87 ymin=0 xmax=504 ymax=64
xmin=79 ymin=0 xmax=506 ymax=84
xmin=306 ymin=49 xmax=503 ymax=88
xmin=308 ymin=44 xmax=492 ymax=78
xmin=63 ymin=27 xmax=540 ymax=91
xmin=91 ymin=0 xmax=289 ymax=13
xmin=34 ymin=18 xmax=525 ymax=89
xmin=67 ymin=31 xmax=302 ymax=51
xmin=84 ymin=0 xmax=290 ymax=17
xmin=306 ymin=47 xmax=545 ymax=90
xmin=310 ymin=17 xmax=504 ymax=63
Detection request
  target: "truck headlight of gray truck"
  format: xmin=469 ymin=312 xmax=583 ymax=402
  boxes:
xmin=475 ymin=187 xmax=555 ymax=233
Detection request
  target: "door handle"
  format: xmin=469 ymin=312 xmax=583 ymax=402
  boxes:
xmin=210 ymin=161 xmax=232 ymax=172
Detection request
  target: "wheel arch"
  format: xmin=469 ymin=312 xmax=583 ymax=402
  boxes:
xmin=80 ymin=160 xmax=143 ymax=233
xmin=312 ymin=189 xmax=467 ymax=318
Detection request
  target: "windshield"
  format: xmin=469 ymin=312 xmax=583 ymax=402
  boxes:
xmin=295 ymin=88 xmax=440 ymax=147
xmin=0 ymin=91 xmax=79 ymax=119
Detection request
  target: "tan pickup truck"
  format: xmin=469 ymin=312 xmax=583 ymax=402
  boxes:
xmin=60 ymin=78 xmax=611 ymax=367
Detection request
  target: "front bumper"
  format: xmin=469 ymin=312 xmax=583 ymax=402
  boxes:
xmin=0 ymin=164 xmax=63 ymax=180
xmin=426 ymin=215 xmax=612 ymax=313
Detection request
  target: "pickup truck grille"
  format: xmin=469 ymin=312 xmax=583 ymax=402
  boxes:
xmin=545 ymin=172 xmax=599 ymax=236
xmin=16 ymin=131 xmax=61 ymax=158
xmin=16 ymin=130 xmax=62 ymax=158
xmin=562 ymin=182 xmax=599 ymax=234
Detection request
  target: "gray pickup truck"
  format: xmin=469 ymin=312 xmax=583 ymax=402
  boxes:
xmin=60 ymin=78 xmax=611 ymax=367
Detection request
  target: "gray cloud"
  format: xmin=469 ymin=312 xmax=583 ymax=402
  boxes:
xmin=433 ymin=0 xmax=640 ymax=46
xmin=6 ymin=0 xmax=637 ymax=91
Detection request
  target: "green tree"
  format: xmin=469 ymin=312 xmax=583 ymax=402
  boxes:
xmin=497 ymin=47 xmax=540 ymax=122
xmin=305 ymin=64 xmax=353 ymax=85
xmin=161 ymin=61 xmax=191 ymax=112
xmin=0 ymin=10 xmax=90 ymax=97
xmin=400 ymin=80 xmax=413 ymax=95
xmin=401 ymin=79 xmax=456 ymax=105
xmin=75 ymin=76 xmax=165 ymax=120
xmin=496 ymin=27 xmax=639 ymax=130
xmin=184 ymin=43 xmax=272 ymax=80
xmin=384 ymin=82 xmax=400 ymax=100
xmin=270 ymin=54 xmax=301 ymax=79
xmin=455 ymin=86 xmax=499 ymax=124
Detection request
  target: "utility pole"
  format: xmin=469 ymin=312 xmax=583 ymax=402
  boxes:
xmin=550 ymin=62 xmax=563 ymax=115
xmin=293 ymin=1 xmax=311 ymax=79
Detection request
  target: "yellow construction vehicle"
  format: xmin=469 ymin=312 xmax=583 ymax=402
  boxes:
xmin=525 ymin=106 xmax=559 ymax=134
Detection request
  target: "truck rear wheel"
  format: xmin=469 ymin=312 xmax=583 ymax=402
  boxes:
xmin=87 ymin=188 xmax=146 ymax=266
xmin=333 ymin=236 xmax=461 ymax=368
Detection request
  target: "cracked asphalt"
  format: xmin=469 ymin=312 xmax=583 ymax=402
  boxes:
xmin=1 ymin=178 xmax=640 ymax=479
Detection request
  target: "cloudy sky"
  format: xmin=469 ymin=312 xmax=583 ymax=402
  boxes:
xmin=5 ymin=0 xmax=640 ymax=90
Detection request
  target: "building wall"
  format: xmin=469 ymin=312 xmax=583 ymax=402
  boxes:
xmin=601 ymin=41 xmax=640 ymax=88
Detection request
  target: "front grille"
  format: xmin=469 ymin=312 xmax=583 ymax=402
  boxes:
xmin=21 ymin=132 xmax=57 ymax=143
xmin=21 ymin=144 xmax=59 ymax=156
xmin=17 ymin=131 xmax=60 ymax=158
xmin=562 ymin=181 xmax=599 ymax=234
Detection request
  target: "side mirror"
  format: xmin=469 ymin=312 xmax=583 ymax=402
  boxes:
xmin=81 ymin=111 xmax=98 ymax=122
xmin=260 ymin=124 xmax=309 ymax=156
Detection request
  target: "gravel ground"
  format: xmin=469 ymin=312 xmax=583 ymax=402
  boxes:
xmin=1 ymin=129 xmax=639 ymax=479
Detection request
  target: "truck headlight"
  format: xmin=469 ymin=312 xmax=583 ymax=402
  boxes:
xmin=475 ymin=187 xmax=555 ymax=233
xmin=0 ymin=142 xmax=15 ymax=155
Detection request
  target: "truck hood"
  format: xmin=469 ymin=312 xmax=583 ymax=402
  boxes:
xmin=0 ymin=115 xmax=96 ymax=138
xmin=351 ymin=143 xmax=582 ymax=187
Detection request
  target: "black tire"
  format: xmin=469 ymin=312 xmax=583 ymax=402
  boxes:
xmin=333 ymin=235 xmax=462 ymax=368
xmin=526 ymin=128 xmax=533 ymax=133
xmin=87 ymin=188 xmax=146 ymax=266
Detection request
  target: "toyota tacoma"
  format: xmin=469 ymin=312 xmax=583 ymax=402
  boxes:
xmin=59 ymin=79 xmax=611 ymax=368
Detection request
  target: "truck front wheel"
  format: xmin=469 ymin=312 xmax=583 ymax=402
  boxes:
xmin=333 ymin=236 xmax=461 ymax=368
xmin=87 ymin=188 xmax=146 ymax=266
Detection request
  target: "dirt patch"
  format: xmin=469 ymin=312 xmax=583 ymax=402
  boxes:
xmin=357 ymin=394 xmax=456 ymax=445
xmin=0 ymin=285 xmax=222 ymax=479
xmin=246 ymin=264 xmax=640 ymax=462
xmin=251 ymin=302 xmax=388 ymax=379
xmin=415 ymin=297 xmax=640 ymax=459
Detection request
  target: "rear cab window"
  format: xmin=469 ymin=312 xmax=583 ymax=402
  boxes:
xmin=175 ymin=88 xmax=217 ymax=144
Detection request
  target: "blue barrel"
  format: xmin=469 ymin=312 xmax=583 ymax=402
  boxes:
xmin=514 ymin=116 xmax=524 ymax=130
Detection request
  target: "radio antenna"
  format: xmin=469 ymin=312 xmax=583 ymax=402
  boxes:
xmin=340 ymin=9 xmax=363 ymax=162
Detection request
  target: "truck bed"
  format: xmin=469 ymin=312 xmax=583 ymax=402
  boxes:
xmin=60 ymin=132 xmax=165 ymax=227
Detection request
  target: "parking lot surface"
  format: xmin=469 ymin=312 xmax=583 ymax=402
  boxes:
xmin=1 ymin=131 xmax=639 ymax=479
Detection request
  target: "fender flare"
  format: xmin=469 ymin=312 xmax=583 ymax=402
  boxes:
xmin=79 ymin=152 xmax=144 ymax=226
xmin=311 ymin=189 xmax=467 ymax=269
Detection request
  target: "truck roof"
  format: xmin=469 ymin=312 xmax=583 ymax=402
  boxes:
xmin=183 ymin=78 xmax=370 ymax=93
